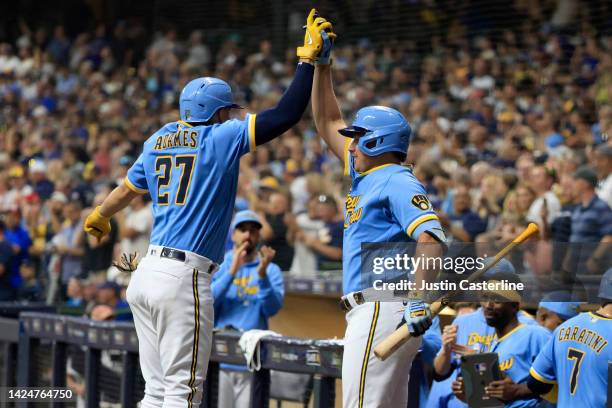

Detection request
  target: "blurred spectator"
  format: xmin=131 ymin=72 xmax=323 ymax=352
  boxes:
xmin=595 ymin=144 xmax=612 ymax=207
xmin=296 ymin=194 xmax=342 ymax=270
xmin=569 ymin=166 xmax=612 ymax=244
xmin=526 ymin=165 xmax=561 ymax=231
xmin=83 ymin=205 xmax=119 ymax=283
xmin=118 ymin=194 xmax=152 ymax=258
xmin=259 ymin=191 xmax=294 ymax=271
xmin=65 ymin=277 xmax=85 ymax=307
xmin=4 ymin=207 xmax=32 ymax=289
xmin=440 ymin=185 xmax=487 ymax=241
xmin=95 ymin=281 xmax=131 ymax=321
xmin=0 ymin=221 xmax=15 ymax=301
xmin=17 ymin=260 xmax=43 ymax=302
xmin=53 ymin=201 xmax=85 ymax=298
xmin=289 ymin=196 xmax=324 ymax=277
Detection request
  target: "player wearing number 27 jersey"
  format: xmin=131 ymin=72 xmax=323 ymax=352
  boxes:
xmin=126 ymin=117 xmax=255 ymax=264
xmin=83 ymin=9 xmax=335 ymax=407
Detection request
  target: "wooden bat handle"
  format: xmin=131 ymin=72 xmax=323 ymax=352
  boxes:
xmin=373 ymin=301 xmax=444 ymax=360
xmin=373 ymin=223 xmax=539 ymax=361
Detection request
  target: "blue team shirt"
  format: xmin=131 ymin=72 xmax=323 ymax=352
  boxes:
xmin=342 ymin=144 xmax=442 ymax=294
xmin=426 ymin=308 xmax=536 ymax=408
xmin=490 ymin=324 xmax=550 ymax=408
xmin=211 ymin=250 xmax=285 ymax=331
xmin=127 ymin=116 xmax=256 ymax=263
xmin=530 ymin=312 xmax=612 ymax=408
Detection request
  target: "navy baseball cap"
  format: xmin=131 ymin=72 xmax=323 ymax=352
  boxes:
xmin=599 ymin=267 xmax=612 ymax=301
xmin=231 ymin=210 xmax=262 ymax=230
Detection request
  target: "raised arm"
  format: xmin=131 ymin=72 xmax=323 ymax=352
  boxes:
xmin=253 ymin=10 xmax=335 ymax=146
xmin=312 ymin=63 xmax=348 ymax=162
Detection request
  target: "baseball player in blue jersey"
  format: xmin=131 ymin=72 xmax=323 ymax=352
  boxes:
xmin=429 ymin=261 xmax=538 ymax=408
xmin=212 ymin=210 xmax=284 ymax=408
xmin=312 ymin=36 xmax=446 ymax=407
xmin=83 ymin=10 xmax=334 ymax=407
xmin=525 ymin=267 xmax=612 ymax=407
xmin=450 ymin=272 xmax=551 ymax=408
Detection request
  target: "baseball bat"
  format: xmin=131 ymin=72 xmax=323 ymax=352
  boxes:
xmin=373 ymin=222 xmax=539 ymax=361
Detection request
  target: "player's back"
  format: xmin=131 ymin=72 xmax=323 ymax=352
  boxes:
xmin=532 ymin=312 xmax=611 ymax=407
xmin=126 ymin=116 xmax=255 ymax=264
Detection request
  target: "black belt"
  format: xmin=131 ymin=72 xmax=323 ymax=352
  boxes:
xmin=340 ymin=291 xmax=365 ymax=312
xmin=158 ymin=247 xmax=215 ymax=275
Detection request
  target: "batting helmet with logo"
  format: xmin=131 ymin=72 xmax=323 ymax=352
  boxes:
xmin=179 ymin=77 xmax=242 ymax=123
xmin=339 ymin=106 xmax=412 ymax=158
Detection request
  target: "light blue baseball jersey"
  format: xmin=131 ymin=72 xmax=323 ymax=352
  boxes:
xmin=342 ymin=144 xmax=442 ymax=294
xmin=489 ymin=324 xmax=551 ymax=408
xmin=212 ymin=250 xmax=285 ymax=331
xmin=426 ymin=308 xmax=536 ymax=408
xmin=530 ymin=312 xmax=611 ymax=408
xmin=126 ymin=116 xmax=256 ymax=263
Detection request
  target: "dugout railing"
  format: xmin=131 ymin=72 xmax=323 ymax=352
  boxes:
xmin=7 ymin=311 xmax=341 ymax=408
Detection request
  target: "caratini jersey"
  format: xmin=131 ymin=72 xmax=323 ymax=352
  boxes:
xmin=530 ymin=312 xmax=612 ymax=408
xmin=342 ymin=148 xmax=442 ymax=294
xmin=126 ymin=116 xmax=256 ymax=263
xmin=490 ymin=323 xmax=551 ymax=408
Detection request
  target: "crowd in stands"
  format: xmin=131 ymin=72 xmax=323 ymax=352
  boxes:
xmin=0 ymin=2 xmax=610 ymax=316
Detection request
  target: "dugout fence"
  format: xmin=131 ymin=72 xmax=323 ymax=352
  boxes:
xmin=0 ymin=310 xmax=342 ymax=408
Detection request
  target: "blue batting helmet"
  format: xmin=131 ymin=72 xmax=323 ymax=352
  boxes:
xmin=179 ymin=77 xmax=242 ymax=122
xmin=339 ymin=106 xmax=411 ymax=157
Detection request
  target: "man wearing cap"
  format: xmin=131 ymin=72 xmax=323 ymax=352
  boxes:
xmin=451 ymin=271 xmax=551 ymax=407
xmin=564 ymin=166 xmax=612 ymax=276
xmin=211 ymin=210 xmax=284 ymax=408
xmin=535 ymin=291 xmax=581 ymax=331
xmin=430 ymin=260 xmax=538 ymax=408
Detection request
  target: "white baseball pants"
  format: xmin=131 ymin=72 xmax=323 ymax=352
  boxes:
xmin=342 ymin=301 xmax=421 ymax=408
xmin=126 ymin=246 xmax=215 ymax=408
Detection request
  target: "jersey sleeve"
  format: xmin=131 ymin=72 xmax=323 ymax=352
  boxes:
xmin=529 ymin=334 xmax=557 ymax=385
xmin=211 ymin=114 xmax=256 ymax=163
xmin=125 ymin=153 xmax=149 ymax=193
xmin=383 ymin=173 xmax=442 ymax=240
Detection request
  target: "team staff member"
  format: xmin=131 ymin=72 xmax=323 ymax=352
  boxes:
xmin=83 ymin=10 xmax=333 ymax=407
xmin=428 ymin=262 xmax=537 ymax=408
xmin=451 ymin=274 xmax=551 ymax=408
xmin=212 ymin=210 xmax=284 ymax=408
xmin=503 ymin=268 xmax=612 ymax=408
xmin=312 ymin=32 xmax=445 ymax=407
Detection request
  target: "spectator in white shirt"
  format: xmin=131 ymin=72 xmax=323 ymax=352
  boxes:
xmin=526 ymin=165 xmax=561 ymax=230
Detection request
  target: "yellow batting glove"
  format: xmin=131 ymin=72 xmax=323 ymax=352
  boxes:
xmin=296 ymin=9 xmax=336 ymax=61
xmin=84 ymin=206 xmax=111 ymax=239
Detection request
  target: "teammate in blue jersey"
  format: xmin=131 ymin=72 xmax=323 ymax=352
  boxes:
xmin=83 ymin=10 xmax=334 ymax=407
xmin=449 ymin=271 xmax=551 ymax=408
xmin=525 ymin=268 xmax=612 ymax=407
xmin=312 ymin=33 xmax=446 ymax=407
xmin=429 ymin=261 xmax=537 ymax=408
xmin=212 ymin=210 xmax=284 ymax=408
